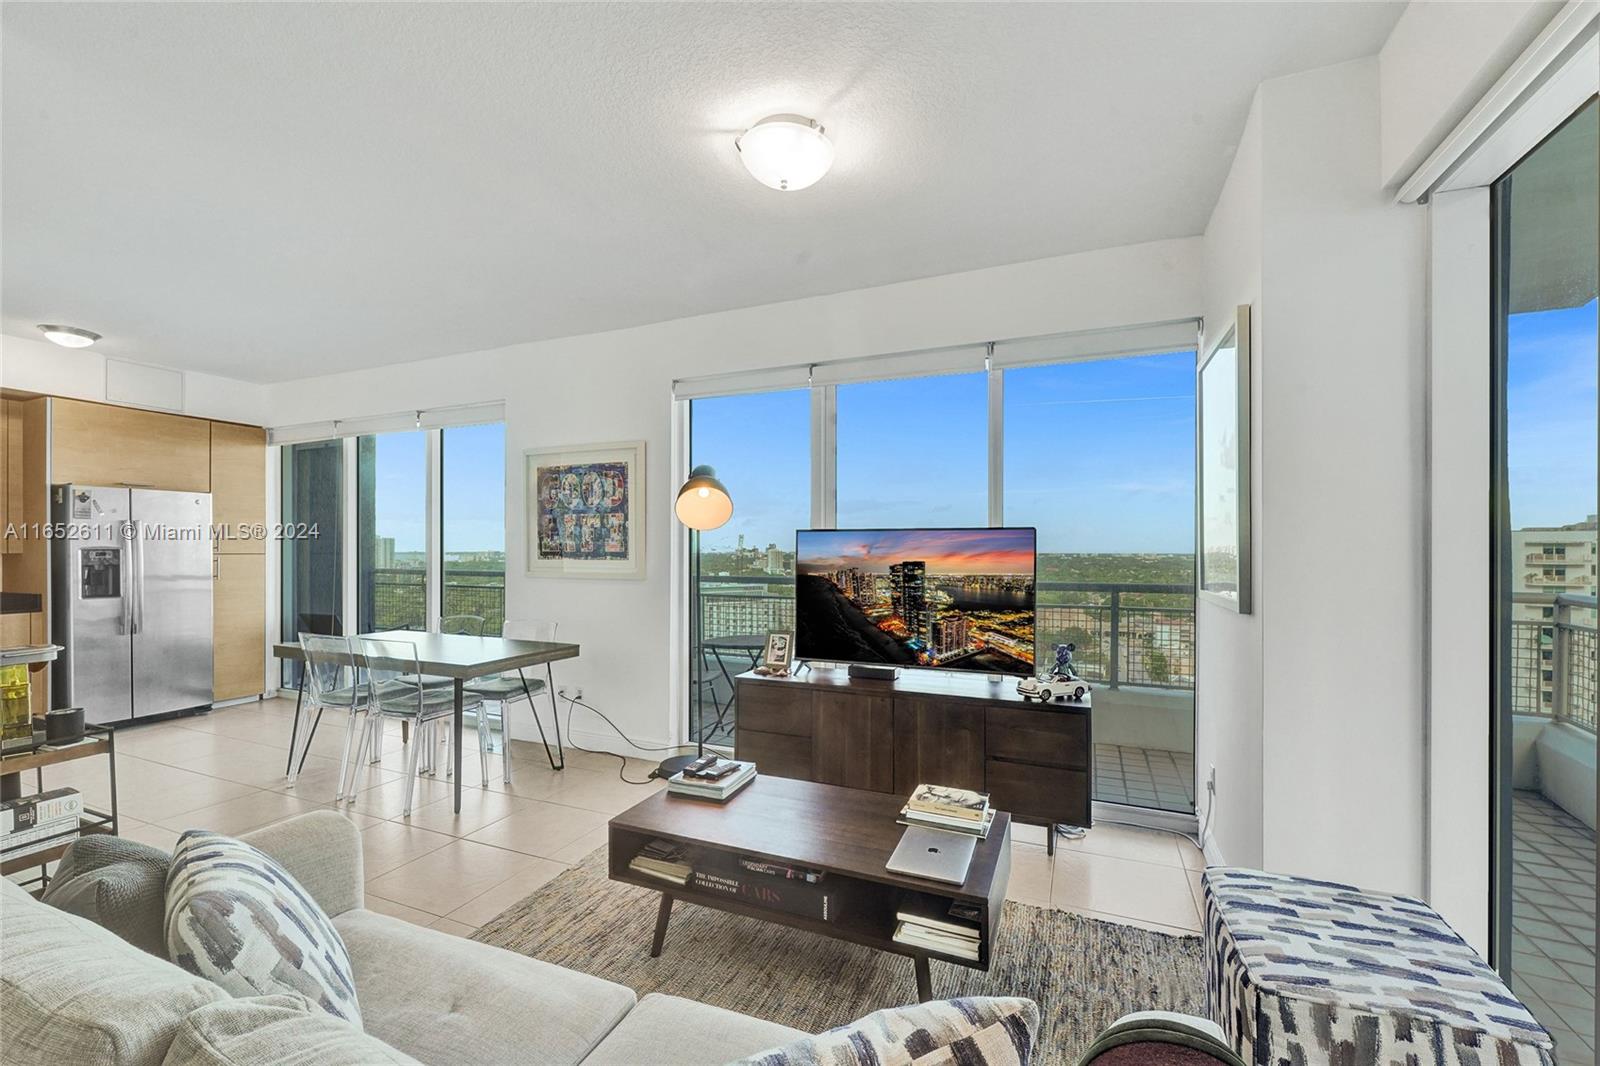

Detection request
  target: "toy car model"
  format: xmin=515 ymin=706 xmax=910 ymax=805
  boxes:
xmin=1016 ymin=671 xmax=1090 ymax=703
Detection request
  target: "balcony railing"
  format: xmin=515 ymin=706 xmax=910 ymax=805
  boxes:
xmin=368 ymin=567 xmax=507 ymax=633
xmin=696 ymin=577 xmax=1196 ymax=691
xmin=1510 ymin=593 xmax=1597 ymax=732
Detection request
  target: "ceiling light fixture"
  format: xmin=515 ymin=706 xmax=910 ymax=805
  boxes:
xmin=735 ymin=114 xmax=834 ymax=191
xmin=37 ymin=324 xmax=101 ymax=349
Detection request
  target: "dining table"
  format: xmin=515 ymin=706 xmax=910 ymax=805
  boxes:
xmin=271 ymin=631 xmax=581 ymax=814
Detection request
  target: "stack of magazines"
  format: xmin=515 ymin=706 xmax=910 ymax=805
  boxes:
xmin=1 ymin=787 xmax=82 ymax=862
xmin=893 ymin=904 xmax=981 ymax=961
xmin=667 ymin=759 xmax=756 ymax=802
xmin=627 ymin=839 xmax=692 ymax=885
xmin=898 ymin=783 xmax=996 ymax=838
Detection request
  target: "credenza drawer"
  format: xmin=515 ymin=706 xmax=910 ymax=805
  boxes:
xmin=985 ymin=759 xmax=1090 ymax=827
xmin=735 ymin=729 xmax=813 ymax=781
xmin=985 ymin=706 xmax=1088 ymax=770
xmin=735 ymin=682 xmax=815 ymax=737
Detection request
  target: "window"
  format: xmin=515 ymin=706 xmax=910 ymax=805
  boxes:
xmin=357 ymin=432 xmax=428 ymax=632
xmin=441 ymin=423 xmax=507 ymax=634
xmin=1491 ymin=98 xmax=1596 ymax=1038
xmin=679 ymin=345 xmax=1201 ymax=820
xmin=280 ymin=440 xmax=343 ymax=683
xmin=1003 ymin=351 xmax=1197 ymax=812
xmin=836 ymin=373 xmax=988 ymax=528
xmin=688 ymin=389 xmax=811 ymax=745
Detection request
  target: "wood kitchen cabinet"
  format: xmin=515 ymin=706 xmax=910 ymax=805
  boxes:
xmin=0 ymin=400 xmax=23 ymax=555
xmin=213 ymin=553 xmax=265 ymax=701
xmin=210 ymin=421 xmax=267 ymax=554
xmin=51 ymin=398 xmax=211 ymax=492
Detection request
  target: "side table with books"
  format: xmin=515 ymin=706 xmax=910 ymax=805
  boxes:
xmin=0 ymin=722 xmax=120 ymax=894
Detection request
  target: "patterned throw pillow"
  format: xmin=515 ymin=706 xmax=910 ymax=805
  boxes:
xmin=732 ymin=997 xmax=1039 ymax=1066
xmin=165 ymin=829 xmax=362 ymax=1026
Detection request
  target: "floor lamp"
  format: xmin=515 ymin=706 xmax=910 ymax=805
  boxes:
xmin=656 ymin=464 xmax=733 ymax=779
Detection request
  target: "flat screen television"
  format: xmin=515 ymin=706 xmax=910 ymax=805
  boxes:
xmin=794 ymin=527 xmax=1037 ymax=676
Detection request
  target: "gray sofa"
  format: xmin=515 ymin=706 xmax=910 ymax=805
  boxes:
xmin=1 ymin=811 xmax=809 ymax=1065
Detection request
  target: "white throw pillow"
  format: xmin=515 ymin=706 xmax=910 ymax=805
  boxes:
xmin=165 ymin=830 xmax=362 ymax=1026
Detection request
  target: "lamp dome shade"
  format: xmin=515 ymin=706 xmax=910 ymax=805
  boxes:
xmin=675 ymin=465 xmax=733 ymax=530
xmin=37 ymin=324 xmax=101 ymax=348
xmin=735 ymin=115 xmax=834 ymax=191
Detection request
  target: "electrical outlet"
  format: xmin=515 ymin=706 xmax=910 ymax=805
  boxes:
xmin=1207 ymin=765 xmax=1217 ymax=795
xmin=558 ymin=686 xmax=583 ymax=701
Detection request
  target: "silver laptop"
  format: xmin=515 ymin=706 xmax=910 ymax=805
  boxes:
xmin=886 ymin=827 xmax=977 ymax=885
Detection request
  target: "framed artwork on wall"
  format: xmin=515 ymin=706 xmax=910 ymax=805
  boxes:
xmin=1198 ymin=305 xmax=1252 ymax=613
xmin=525 ymin=439 xmax=646 ymax=579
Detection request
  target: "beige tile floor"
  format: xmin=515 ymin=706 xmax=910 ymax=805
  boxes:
xmin=14 ymin=696 xmax=1207 ymax=939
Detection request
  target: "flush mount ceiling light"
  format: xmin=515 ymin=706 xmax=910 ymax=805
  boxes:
xmin=735 ymin=114 xmax=834 ymax=191
xmin=37 ymin=324 xmax=101 ymax=348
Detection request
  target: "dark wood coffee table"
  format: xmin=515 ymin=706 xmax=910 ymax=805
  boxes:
xmin=608 ymin=775 xmax=1012 ymax=1001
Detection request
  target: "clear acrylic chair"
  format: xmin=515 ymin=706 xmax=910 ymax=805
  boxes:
xmin=354 ymin=637 xmax=485 ymax=817
xmin=463 ymin=617 xmax=565 ymax=784
xmin=440 ymin=614 xmax=485 ymax=636
xmin=289 ymin=633 xmax=367 ymax=799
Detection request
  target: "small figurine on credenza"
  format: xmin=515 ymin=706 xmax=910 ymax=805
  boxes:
xmin=1016 ymin=642 xmax=1091 ymax=703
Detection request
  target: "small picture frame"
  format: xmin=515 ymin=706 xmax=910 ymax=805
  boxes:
xmin=762 ymin=632 xmax=793 ymax=673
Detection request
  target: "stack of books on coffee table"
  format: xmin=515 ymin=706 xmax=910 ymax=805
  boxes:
xmin=627 ymin=839 xmax=692 ymax=885
xmin=893 ymin=905 xmax=982 ymax=961
xmin=667 ymin=759 xmax=756 ymax=802
xmin=898 ymin=782 xmax=996 ymax=838
xmin=1 ymin=787 xmax=82 ymax=862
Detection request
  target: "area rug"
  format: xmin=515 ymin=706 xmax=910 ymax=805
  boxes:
xmin=471 ymin=845 xmax=1204 ymax=1065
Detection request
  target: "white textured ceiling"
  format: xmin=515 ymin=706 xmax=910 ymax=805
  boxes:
xmin=1 ymin=2 xmax=1404 ymax=383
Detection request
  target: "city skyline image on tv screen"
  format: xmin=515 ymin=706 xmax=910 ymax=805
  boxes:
xmin=794 ymin=528 xmax=1036 ymax=675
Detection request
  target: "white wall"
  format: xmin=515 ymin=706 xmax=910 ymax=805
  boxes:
xmin=1199 ymin=58 xmax=1431 ymax=896
xmin=263 ymin=238 xmax=1203 ymax=756
xmin=0 ymin=332 xmax=268 ymax=424
xmin=1378 ymin=1 xmax=1563 ymax=188
xmin=1257 ymin=58 xmax=1428 ymax=895
xmin=1196 ymin=91 xmax=1264 ymax=869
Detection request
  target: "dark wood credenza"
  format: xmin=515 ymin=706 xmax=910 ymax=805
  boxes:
xmin=733 ymin=668 xmax=1091 ymax=850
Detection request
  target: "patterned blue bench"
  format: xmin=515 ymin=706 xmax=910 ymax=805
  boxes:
xmin=1202 ymin=867 xmax=1555 ymax=1066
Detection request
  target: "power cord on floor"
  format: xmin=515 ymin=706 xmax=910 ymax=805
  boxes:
xmin=557 ymin=695 xmax=698 ymax=786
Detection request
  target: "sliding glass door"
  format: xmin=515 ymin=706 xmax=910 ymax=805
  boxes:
xmin=1492 ymin=98 xmax=1597 ymax=1061
xmin=441 ymin=423 xmax=507 ymax=634
xmin=1004 ymin=352 xmax=1197 ymax=812
xmin=688 ymin=389 xmax=811 ymax=746
xmin=279 ymin=440 xmax=343 ymax=683
xmin=357 ymin=432 xmax=428 ymax=632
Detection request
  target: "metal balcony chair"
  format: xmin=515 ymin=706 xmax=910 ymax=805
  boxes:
xmin=352 ymin=637 xmax=485 ymax=818
xmin=440 ymin=614 xmax=485 ymax=636
xmin=462 ymin=617 xmax=565 ymax=784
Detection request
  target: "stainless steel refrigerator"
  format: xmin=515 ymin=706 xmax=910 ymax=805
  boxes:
xmin=51 ymin=485 xmax=214 ymax=725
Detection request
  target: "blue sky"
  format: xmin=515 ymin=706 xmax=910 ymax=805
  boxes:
xmin=692 ymin=350 xmax=1198 ymax=555
xmin=1506 ymin=299 xmax=1598 ymax=530
xmin=369 ymin=423 xmax=506 ymax=555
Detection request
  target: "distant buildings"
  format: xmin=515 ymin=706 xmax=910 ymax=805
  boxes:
xmin=890 ymin=561 xmax=931 ymax=644
xmin=766 ymin=544 xmax=784 ymax=574
xmin=1510 ymin=515 xmax=1597 ymax=712
xmin=374 ymin=536 xmax=395 ymax=569
xmin=932 ymin=611 xmax=971 ymax=657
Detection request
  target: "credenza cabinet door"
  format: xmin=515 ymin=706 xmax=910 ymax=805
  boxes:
xmin=812 ymin=691 xmax=895 ymax=793
xmin=736 ymin=729 xmax=813 ymax=781
xmin=896 ymin=697 xmax=987 ymax=795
